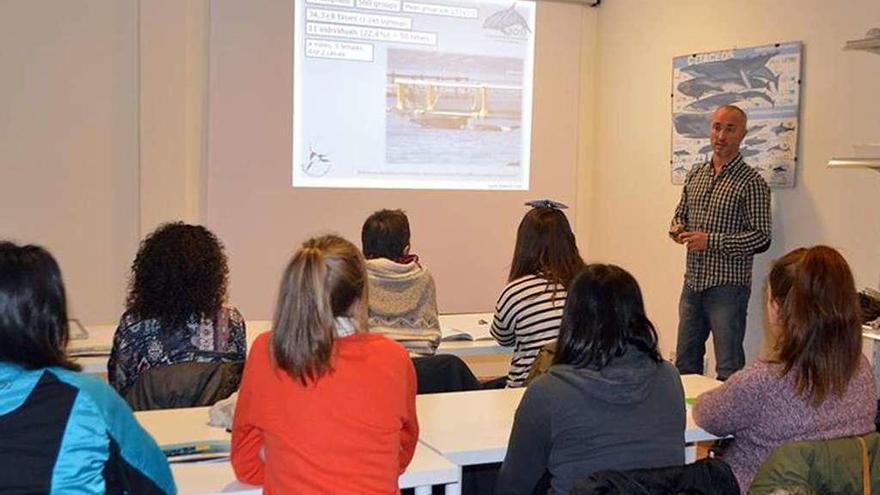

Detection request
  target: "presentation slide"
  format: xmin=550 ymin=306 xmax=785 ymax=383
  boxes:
xmin=292 ymin=0 xmax=536 ymax=190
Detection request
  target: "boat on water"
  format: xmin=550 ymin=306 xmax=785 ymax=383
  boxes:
xmin=410 ymin=113 xmax=470 ymax=130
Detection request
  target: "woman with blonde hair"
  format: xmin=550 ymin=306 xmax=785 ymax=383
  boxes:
xmin=231 ymin=234 xmax=418 ymax=494
xmin=693 ymin=246 xmax=877 ymax=492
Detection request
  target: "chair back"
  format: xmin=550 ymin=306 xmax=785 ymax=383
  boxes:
xmin=571 ymin=458 xmax=740 ymax=495
xmin=412 ymin=354 xmax=481 ymax=394
xmin=750 ymin=432 xmax=880 ymax=495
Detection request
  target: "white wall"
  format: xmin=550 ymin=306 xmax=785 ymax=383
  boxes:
xmin=583 ymin=0 xmax=880 ymax=365
xmin=0 ymin=1 xmax=140 ymax=324
xmin=4 ymin=0 xmax=877 ymax=344
xmin=207 ymin=0 xmax=595 ymax=319
xmin=0 ymin=0 xmax=209 ymax=324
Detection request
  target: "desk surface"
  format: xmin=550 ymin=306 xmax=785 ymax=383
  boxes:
xmin=74 ymin=316 xmax=508 ymax=375
xmin=415 ymin=374 xmax=723 ymax=466
xmin=134 ymin=407 xmax=459 ymax=493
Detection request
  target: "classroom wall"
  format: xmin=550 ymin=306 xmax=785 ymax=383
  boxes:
xmin=5 ymin=0 xmax=877 ymax=345
xmin=0 ymin=1 xmax=140 ymax=324
xmin=0 ymin=1 xmax=209 ymax=324
xmin=207 ymin=0 xmax=596 ymax=319
xmin=582 ymin=0 xmax=880 ymax=366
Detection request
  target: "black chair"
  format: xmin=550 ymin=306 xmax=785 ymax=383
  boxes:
xmin=124 ymin=361 xmax=244 ymax=411
xmin=412 ymin=354 xmax=481 ymax=394
xmin=571 ymin=458 xmax=740 ymax=495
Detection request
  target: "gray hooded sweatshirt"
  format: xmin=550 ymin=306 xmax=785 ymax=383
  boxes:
xmin=495 ymin=350 xmax=686 ymax=495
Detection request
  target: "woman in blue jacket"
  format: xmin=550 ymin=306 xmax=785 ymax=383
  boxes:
xmin=0 ymin=241 xmax=175 ymax=494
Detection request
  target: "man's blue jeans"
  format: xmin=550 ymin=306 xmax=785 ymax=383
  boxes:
xmin=675 ymin=284 xmax=751 ymax=381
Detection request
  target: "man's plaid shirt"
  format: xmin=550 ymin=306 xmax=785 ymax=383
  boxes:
xmin=672 ymin=153 xmax=772 ymax=291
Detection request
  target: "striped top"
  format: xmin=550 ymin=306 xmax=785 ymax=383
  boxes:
xmin=491 ymin=275 xmax=567 ymax=388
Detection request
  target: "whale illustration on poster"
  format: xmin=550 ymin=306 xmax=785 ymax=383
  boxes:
xmin=671 ymin=41 xmax=802 ymax=188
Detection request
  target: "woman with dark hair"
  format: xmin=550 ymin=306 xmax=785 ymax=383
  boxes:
xmin=0 ymin=242 xmax=175 ymax=494
xmin=496 ymin=264 xmax=685 ymax=495
xmin=231 ymin=234 xmax=418 ymax=493
xmin=693 ymin=246 xmax=877 ymax=492
xmin=108 ymin=222 xmax=246 ymax=396
xmin=490 ymin=205 xmax=585 ymax=387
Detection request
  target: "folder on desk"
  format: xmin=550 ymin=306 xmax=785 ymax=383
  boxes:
xmin=67 ymin=344 xmax=113 ymax=357
xmin=162 ymin=440 xmax=231 ymax=463
xmin=68 ymin=319 xmax=89 ymax=340
xmin=439 ymin=313 xmax=495 ymax=342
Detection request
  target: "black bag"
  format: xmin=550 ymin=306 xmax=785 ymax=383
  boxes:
xmin=124 ymin=361 xmax=244 ymax=411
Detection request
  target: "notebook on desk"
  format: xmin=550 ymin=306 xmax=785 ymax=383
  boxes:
xmin=68 ymin=319 xmax=89 ymax=340
xmin=67 ymin=344 xmax=113 ymax=357
xmin=162 ymin=440 xmax=231 ymax=463
xmin=439 ymin=313 xmax=495 ymax=342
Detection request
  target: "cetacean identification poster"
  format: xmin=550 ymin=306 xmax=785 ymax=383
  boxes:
xmin=671 ymin=41 xmax=802 ymax=188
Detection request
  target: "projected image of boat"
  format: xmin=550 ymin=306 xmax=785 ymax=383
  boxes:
xmin=385 ymin=49 xmax=526 ymax=167
xmin=410 ymin=112 xmax=470 ymax=130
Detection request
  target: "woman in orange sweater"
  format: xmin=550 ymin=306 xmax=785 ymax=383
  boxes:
xmin=231 ymin=234 xmax=419 ymax=494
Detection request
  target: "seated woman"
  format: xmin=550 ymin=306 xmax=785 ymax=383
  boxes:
xmin=362 ymin=208 xmax=441 ymax=356
xmin=491 ymin=202 xmax=585 ymax=387
xmin=0 ymin=242 xmax=174 ymax=494
xmin=108 ymin=222 xmax=246 ymax=398
xmin=231 ymin=234 xmax=418 ymax=494
xmin=693 ymin=246 xmax=877 ymax=492
xmin=496 ymin=264 xmax=685 ymax=495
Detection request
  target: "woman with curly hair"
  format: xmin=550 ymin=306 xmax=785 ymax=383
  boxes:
xmin=108 ymin=222 xmax=246 ymax=398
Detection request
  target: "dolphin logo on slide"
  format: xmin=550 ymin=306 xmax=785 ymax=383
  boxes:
xmin=303 ymin=145 xmax=332 ymax=177
xmin=483 ymin=3 xmax=531 ymax=37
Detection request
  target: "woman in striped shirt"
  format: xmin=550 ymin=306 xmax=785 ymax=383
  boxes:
xmin=491 ymin=204 xmax=585 ymax=387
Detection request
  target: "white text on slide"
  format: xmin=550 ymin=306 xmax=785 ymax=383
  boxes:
xmin=306 ymin=8 xmax=412 ymax=30
xmin=305 ymin=39 xmax=374 ymax=61
xmin=402 ymin=2 xmax=478 ymax=19
xmin=306 ymin=22 xmax=437 ymax=45
xmin=305 ymin=0 xmax=355 ymax=7
xmin=356 ymin=0 xmax=402 ymax=12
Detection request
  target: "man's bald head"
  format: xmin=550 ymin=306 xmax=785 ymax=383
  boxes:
xmin=709 ymin=105 xmax=748 ymax=163
xmin=713 ymin=105 xmax=748 ymax=126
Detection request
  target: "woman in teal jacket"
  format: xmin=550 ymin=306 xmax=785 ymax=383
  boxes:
xmin=0 ymin=242 xmax=175 ymax=494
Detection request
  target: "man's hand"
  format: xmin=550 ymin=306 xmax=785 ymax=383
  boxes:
xmin=669 ymin=224 xmax=686 ymax=244
xmin=679 ymin=231 xmax=709 ymax=251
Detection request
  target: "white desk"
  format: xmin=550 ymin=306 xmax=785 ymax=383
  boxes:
xmin=415 ymin=374 xmax=723 ymax=467
xmin=72 ymin=321 xmax=276 ymax=376
xmin=69 ymin=324 xmax=116 ymax=376
xmin=135 ymin=407 xmax=461 ymax=495
xmin=74 ymin=317 xmax=510 ymax=377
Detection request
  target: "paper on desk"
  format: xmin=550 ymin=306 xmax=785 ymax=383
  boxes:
xmin=68 ymin=319 xmax=89 ymax=340
xmin=439 ymin=313 xmax=495 ymax=341
xmin=67 ymin=344 xmax=113 ymax=357
xmin=162 ymin=440 xmax=230 ymax=463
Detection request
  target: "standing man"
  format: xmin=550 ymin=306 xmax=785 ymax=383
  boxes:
xmin=670 ymin=105 xmax=771 ymax=380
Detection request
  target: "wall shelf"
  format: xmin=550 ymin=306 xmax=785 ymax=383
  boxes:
xmin=844 ymin=38 xmax=880 ymax=54
xmin=828 ymin=157 xmax=880 ymax=171
xmin=829 ymin=29 xmax=879 ymax=168
xmin=844 ymin=28 xmax=880 ymax=54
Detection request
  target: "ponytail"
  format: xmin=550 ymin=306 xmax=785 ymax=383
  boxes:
xmin=271 ymin=235 xmax=365 ymax=384
xmin=773 ymin=246 xmax=862 ymax=406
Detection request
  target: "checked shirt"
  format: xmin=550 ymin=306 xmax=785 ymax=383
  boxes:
xmin=671 ymin=153 xmax=771 ymax=291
